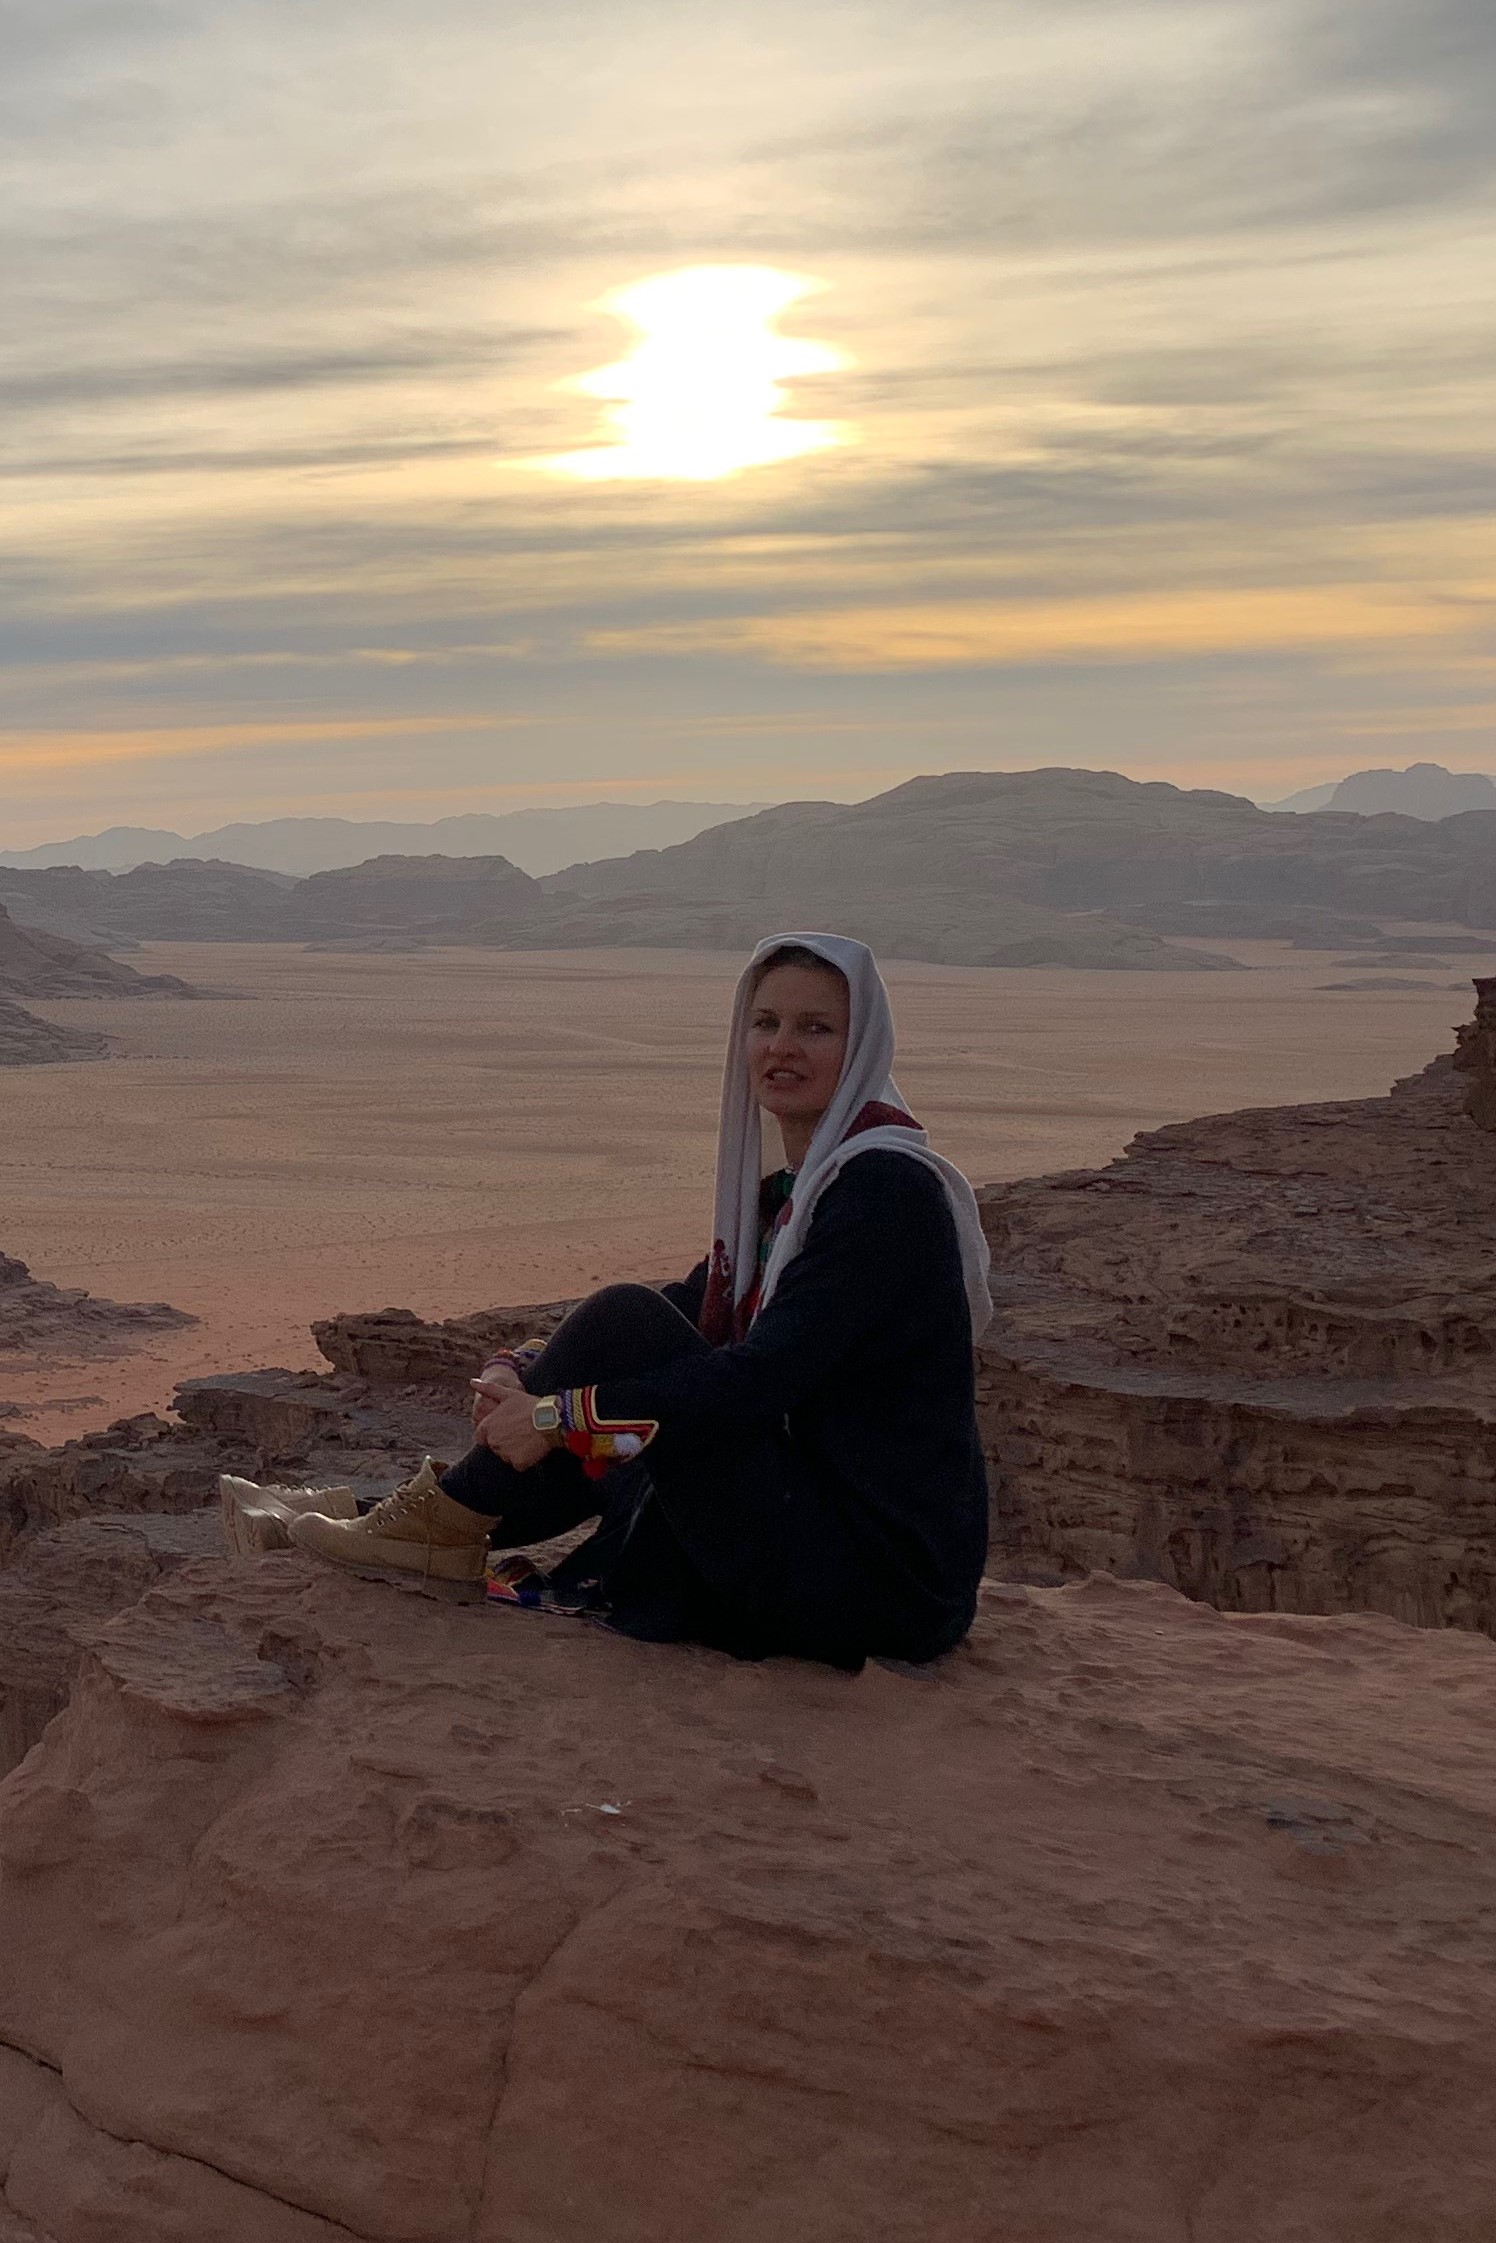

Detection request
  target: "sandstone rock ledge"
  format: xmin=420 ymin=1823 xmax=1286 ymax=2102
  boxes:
xmin=3 ymin=1561 xmax=1496 ymax=2242
xmin=0 ymin=1254 xmax=195 ymax=1369
xmin=0 ymin=1003 xmax=109 ymax=1069
xmin=978 ymin=992 xmax=1496 ymax=1631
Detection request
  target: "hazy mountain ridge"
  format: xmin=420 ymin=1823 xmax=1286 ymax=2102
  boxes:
xmin=2 ymin=768 xmax=1493 ymax=973
xmin=1263 ymin=762 xmax=1496 ymax=819
xmin=0 ymin=801 xmax=766 ymax=880
xmin=545 ymin=767 xmax=1496 ymax=937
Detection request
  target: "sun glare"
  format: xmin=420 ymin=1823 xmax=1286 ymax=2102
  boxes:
xmin=541 ymin=265 xmax=850 ymax=483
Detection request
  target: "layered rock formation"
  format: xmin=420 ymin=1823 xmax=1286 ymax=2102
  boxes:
xmin=978 ymin=986 xmax=1496 ymax=1628
xmin=1455 ymin=974 xmax=1496 ymax=1129
xmin=0 ymin=902 xmax=195 ymax=1062
xmin=0 ymin=1512 xmax=219 ymax=1778
xmin=3 ymin=1560 xmax=1496 ymax=2242
xmin=0 ymin=1003 xmax=109 ymax=1068
xmin=0 ymin=904 xmax=190 ymax=1002
xmin=311 ymin=1299 xmax=573 ymax=1386
xmin=1 ymin=1258 xmax=195 ymax=1444
xmin=0 ymin=1366 xmax=468 ymax=1570
xmin=0 ymin=1255 xmax=194 ymax=1369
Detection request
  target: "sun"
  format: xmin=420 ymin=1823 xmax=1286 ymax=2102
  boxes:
xmin=541 ymin=265 xmax=850 ymax=483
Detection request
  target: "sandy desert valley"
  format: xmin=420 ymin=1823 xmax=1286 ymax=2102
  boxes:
xmin=5 ymin=934 xmax=1491 ymax=1441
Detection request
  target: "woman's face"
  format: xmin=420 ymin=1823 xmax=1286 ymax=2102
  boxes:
xmin=746 ymin=961 xmax=851 ymax=1139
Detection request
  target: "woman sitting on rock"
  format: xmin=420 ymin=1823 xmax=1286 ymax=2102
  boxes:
xmin=286 ymin=933 xmax=993 ymax=1667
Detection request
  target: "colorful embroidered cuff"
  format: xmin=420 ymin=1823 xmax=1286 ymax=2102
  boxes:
xmin=558 ymin=1387 xmax=659 ymax=1480
xmin=479 ymin=1339 xmax=547 ymax=1381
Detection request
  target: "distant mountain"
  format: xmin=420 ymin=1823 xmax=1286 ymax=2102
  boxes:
xmin=542 ymin=767 xmax=1496 ymax=942
xmin=0 ymin=801 xmax=767 ymax=880
xmin=1263 ymin=763 xmax=1496 ymax=819
xmin=0 ymin=860 xmax=299 ymax=948
xmin=288 ymin=854 xmax=542 ymax=941
xmin=1330 ymin=764 xmax=1496 ymax=818
xmin=1260 ymin=781 xmax=1340 ymax=813
xmin=0 ymin=854 xmax=547 ymax=952
xmin=3 ymin=769 xmax=1492 ymax=969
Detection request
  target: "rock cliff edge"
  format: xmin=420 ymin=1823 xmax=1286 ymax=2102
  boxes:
xmin=979 ymin=980 xmax=1496 ymax=1628
xmin=3 ymin=1563 xmax=1496 ymax=2242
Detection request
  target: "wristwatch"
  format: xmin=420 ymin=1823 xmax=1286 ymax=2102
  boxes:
xmin=531 ymin=1397 xmax=562 ymax=1435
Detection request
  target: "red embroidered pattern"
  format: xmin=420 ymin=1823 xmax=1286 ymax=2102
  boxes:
xmin=559 ymin=1387 xmax=659 ymax=1480
xmin=697 ymin=1100 xmax=922 ymax=1343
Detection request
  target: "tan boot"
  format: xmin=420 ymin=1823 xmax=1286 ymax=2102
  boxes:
xmin=288 ymin=1458 xmax=490 ymax=1583
xmin=219 ymin=1476 xmax=358 ymax=1556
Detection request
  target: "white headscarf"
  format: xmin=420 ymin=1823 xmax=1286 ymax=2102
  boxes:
xmin=699 ymin=932 xmax=992 ymax=1346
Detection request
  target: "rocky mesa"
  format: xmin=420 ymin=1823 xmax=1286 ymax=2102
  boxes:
xmin=979 ymin=975 xmax=1496 ymax=1628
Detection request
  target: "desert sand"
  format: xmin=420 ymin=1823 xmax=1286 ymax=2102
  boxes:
xmin=4 ymin=937 xmax=1491 ymax=1440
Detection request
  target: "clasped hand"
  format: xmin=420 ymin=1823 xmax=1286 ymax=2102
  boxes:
xmin=470 ymin=1370 xmax=557 ymax=1472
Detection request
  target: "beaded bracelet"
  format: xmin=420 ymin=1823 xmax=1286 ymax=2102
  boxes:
xmin=478 ymin=1338 xmax=547 ymax=1382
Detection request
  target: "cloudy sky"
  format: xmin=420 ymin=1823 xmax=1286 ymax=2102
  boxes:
xmin=3 ymin=0 xmax=1494 ymax=841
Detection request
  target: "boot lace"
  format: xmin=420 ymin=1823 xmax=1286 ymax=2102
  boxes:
xmin=363 ymin=1475 xmax=429 ymax=1531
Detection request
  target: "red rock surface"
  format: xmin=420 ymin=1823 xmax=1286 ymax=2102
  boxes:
xmin=0 ymin=1514 xmax=219 ymax=1778
xmin=2 ymin=1563 xmax=1496 ymax=2240
xmin=0 ymin=898 xmax=196 ymax=1069
xmin=0 ymin=1004 xmax=110 ymax=1069
xmin=978 ymin=991 xmax=1496 ymax=1629
xmin=310 ymin=1300 xmax=574 ymax=1390
xmin=0 ymin=1255 xmax=196 ymax=1450
xmin=0 ymin=1256 xmax=194 ymax=1367
xmin=1454 ymin=972 xmax=1496 ymax=1129
xmin=0 ymin=903 xmax=189 ymax=1003
xmin=0 ymin=1370 xmax=471 ymax=1571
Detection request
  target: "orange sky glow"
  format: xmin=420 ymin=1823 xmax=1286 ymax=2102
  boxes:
xmin=3 ymin=0 xmax=1494 ymax=842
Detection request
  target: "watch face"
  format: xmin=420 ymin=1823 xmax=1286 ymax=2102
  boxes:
xmin=532 ymin=1400 xmax=561 ymax=1432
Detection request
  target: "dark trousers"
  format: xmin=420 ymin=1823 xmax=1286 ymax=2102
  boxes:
xmin=440 ymin=1285 xmax=818 ymax=1656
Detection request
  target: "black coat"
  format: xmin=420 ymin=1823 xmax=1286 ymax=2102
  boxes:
xmin=592 ymin=1151 xmax=990 ymax=1662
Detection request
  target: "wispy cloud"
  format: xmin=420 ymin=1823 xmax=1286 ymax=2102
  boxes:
xmin=2 ymin=0 xmax=1493 ymax=840
xmin=0 ymin=713 xmax=516 ymax=775
xmin=588 ymin=584 xmax=1480 ymax=669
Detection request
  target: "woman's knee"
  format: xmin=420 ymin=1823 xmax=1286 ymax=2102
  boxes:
xmin=563 ymin=1282 xmax=675 ymax=1334
xmin=539 ymin=1283 xmax=703 ymax=1386
xmin=545 ymin=1291 xmax=695 ymax=1354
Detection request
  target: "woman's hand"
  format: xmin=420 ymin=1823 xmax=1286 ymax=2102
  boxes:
xmin=475 ymin=1388 xmax=561 ymax=1473
xmin=470 ymin=1364 xmax=520 ymax=1432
